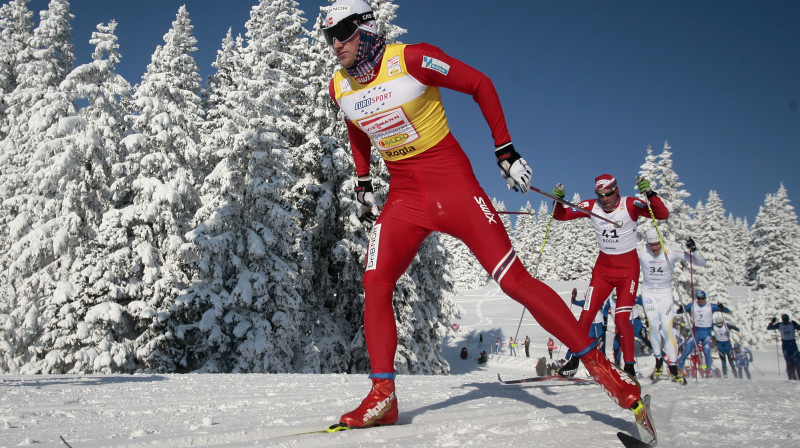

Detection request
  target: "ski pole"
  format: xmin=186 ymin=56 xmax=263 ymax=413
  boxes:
xmin=775 ymin=328 xmax=781 ymax=374
xmin=636 ymin=177 xmax=702 ymax=381
xmin=525 ymin=184 xmax=623 ymax=228
xmin=513 ymin=203 xmax=554 ymax=342
xmin=496 ymin=210 xmax=534 ymax=216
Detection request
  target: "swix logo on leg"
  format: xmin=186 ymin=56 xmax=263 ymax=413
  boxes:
xmin=629 ymin=280 xmax=636 ymax=295
xmin=474 ymin=197 xmax=497 ymax=224
xmin=366 ymin=224 xmax=381 ymax=271
xmin=362 ymin=392 xmax=396 ymax=422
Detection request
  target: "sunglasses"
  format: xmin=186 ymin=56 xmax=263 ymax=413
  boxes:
xmin=322 ymin=12 xmax=374 ymax=45
xmin=596 ymin=189 xmax=617 ymax=198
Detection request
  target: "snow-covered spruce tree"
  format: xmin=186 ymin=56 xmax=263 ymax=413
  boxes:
xmin=728 ymin=214 xmax=750 ymax=285
xmin=533 ymin=201 xmax=556 ymax=280
xmin=0 ymin=0 xmax=34 ymax=135
xmin=167 ymin=0 xmax=308 ymax=373
xmin=88 ymin=6 xmax=203 ymax=372
xmin=0 ymin=0 xmax=79 ymax=373
xmin=440 ymin=233 xmax=487 ymax=293
xmin=511 ymin=202 xmax=541 ymax=274
xmin=740 ymin=184 xmax=800 ymax=345
xmin=691 ymin=191 xmax=736 ymax=307
xmin=550 ymin=193 xmax=596 ymax=281
xmin=637 ymin=141 xmax=694 ymax=298
xmin=0 ymin=0 xmax=73 ymax=254
xmin=16 ymin=20 xmax=137 ymax=373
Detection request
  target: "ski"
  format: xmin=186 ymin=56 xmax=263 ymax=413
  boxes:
xmin=497 ymin=373 xmax=594 ymax=384
xmin=617 ymin=431 xmax=654 ymax=448
xmin=273 ymin=423 xmax=351 ymax=439
xmin=617 ymin=394 xmax=657 ymax=447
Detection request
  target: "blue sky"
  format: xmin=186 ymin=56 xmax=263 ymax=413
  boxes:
xmin=26 ymin=0 xmax=800 ymax=224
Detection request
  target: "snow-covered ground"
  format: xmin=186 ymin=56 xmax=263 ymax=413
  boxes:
xmin=2 ymin=281 xmax=799 ymax=447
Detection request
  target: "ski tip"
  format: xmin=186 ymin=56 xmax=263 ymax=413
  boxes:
xmin=326 ymin=423 xmax=351 ymax=433
xmin=617 ymin=431 xmax=656 ymax=447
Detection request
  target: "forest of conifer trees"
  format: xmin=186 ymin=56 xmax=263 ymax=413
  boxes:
xmin=0 ymin=0 xmax=797 ymax=375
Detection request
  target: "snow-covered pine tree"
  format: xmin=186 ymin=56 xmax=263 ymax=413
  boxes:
xmin=637 ymin=141 xmax=694 ymax=296
xmin=0 ymin=0 xmax=35 ymax=135
xmin=89 ymin=6 xmax=204 ymax=372
xmin=0 ymin=0 xmax=81 ymax=373
xmin=740 ymin=184 xmax=800 ymax=345
xmin=19 ymin=20 xmax=136 ymax=374
xmin=511 ymin=202 xmax=540 ymax=273
xmin=440 ymin=234 xmax=487 ymax=292
xmin=533 ymin=201 xmax=556 ymax=280
xmin=728 ymin=214 xmax=750 ymax=285
xmin=0 ymin=0 xmax=73 ymax=253
xmin=551 ymin=193 xmax=596 ymax=281
xmin=171 ymin=0 xmax=307 ymax=373
xmin=691 ymin=191 xmax=735 ymax=307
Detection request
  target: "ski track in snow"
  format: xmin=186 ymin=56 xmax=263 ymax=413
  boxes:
xmin=2 ymin=281 xmax=799 ymax=447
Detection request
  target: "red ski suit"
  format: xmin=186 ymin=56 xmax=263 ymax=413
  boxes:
xmin=553 ymin=195 xmax=668 ymax=364
xmin=330 ymin=43 xmax=597 ymax=374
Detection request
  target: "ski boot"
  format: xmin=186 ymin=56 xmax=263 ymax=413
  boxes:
xmin=650 ymin=357 xmax=664 ymax=380
xmin=557 ymin=356 xmax=580 ymax=378
xmin=581 ymin=349 xmax=641 ymax=409
xmin=339 ymin=376 xmax=398 ymax=428
xmin=669 ymin=365 xmax=687 ymax=385
xmin=623 ymin=362 xmax=636 ymax=378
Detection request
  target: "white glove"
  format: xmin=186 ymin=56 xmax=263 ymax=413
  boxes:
xmin=495 ymin=142 xmax=531 ymax=194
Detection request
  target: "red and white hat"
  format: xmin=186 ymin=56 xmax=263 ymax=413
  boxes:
xmin=595 ymin=174 xmax=617 ymax=192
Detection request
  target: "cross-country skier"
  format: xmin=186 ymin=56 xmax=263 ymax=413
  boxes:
xmin=712 ymin=315 xmax=739 ymax=378
xmin=552 ymin=175 xmax=669 ymax=378
xmin=323 ymin=0 xmax=643 ymax=429
xmin=767 ymin=314 xmax=800 ymax=380
xmin=636 ymin=229 xmax=707 ymax=382
xmin=732 ymin=343 xmax=753 ymax=380
xmin=676 ymin=290 xmax=731 ymax=377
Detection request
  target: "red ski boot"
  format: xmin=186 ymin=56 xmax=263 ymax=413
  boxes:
xmin=581 ymin=349 xmax=642 ymax=409
xmin=339 ymin=377 xmax=398 ymax=428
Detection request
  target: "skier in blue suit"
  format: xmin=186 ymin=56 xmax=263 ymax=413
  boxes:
xmin=676 ymin=290 xmax=730 ymax=377
xmin=767 ymin=314 xmax=800 ymax=380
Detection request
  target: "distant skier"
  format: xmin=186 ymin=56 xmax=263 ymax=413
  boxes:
xmin=676 ymin=290 xmax=731 ymax=377
xmin=552 ymin=174 xmax=669 ymax=378
xmin=637 ymin=229 xmax=706 ymax=382
xmin=547 ymin=337 xmax=556 ymax=359
xmin=731 ymin=343 xmax=753 ymax=380
xmin=712 ymin=315 xmax=739 ymax=378
xmin=767 ymin=314 xmax=800 ymax=380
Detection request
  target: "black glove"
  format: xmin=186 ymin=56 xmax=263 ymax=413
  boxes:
xmin=686 ymin=237 xmax=697 ymax=252
xmin=771 ymin=317 xmax=777 ymax=324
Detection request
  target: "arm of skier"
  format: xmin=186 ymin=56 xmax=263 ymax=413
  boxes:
xmin=552 ymin=198 xmax=595 ymax=221
xmin=329 ymin=80 xmax=373 ymax=177
xmin=404 ymin=43 xmax=511 ymax=148
xmin=712 ymin=304 xmax=731 ymax=314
